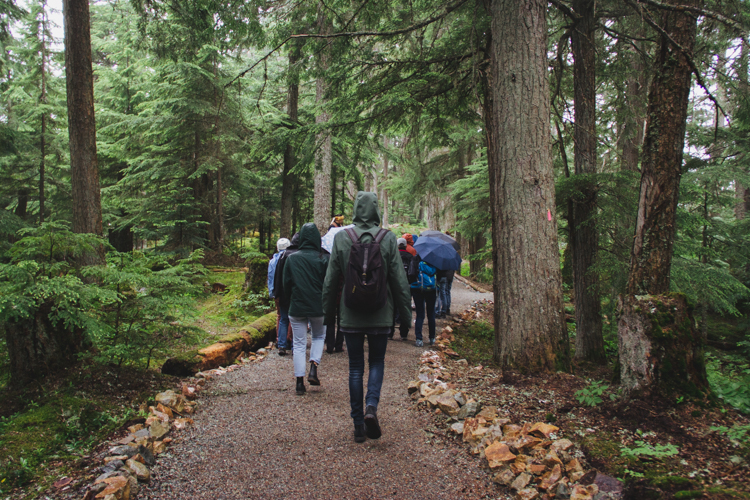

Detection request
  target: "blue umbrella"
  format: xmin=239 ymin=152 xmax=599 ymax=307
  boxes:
xmin=413 ymin=237 xmax=462 ymax=271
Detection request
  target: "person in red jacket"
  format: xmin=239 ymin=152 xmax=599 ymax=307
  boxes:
xmin=402 ymin=233 xmax=417 ymax=257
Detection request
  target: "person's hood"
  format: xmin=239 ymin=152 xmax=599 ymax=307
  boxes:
xmin=353 ymin=191 xmax=381 ymax=229
xmin=403 ymin=233 xmax=414 ymax=246
xmin=289 ymin=232 xmax=301 ymax=249
xmin=298 ymin=223 xmax=321 ymax=252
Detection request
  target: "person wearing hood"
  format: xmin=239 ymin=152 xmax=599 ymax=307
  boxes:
xmin=274 ymin=232 xmax=301 ymax=354
xmin=401 ymin=233 xmax=417 ymax=257
xmin=268 ymin=237 xmax=292 ymax=354
xmin=322 ymin=192 xmax=412 ymax=443
xmin=283 ymin=223 xmax=330 ymax=395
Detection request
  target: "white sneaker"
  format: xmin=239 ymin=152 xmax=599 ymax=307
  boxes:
xmin=415 ymin=340 xmax=424 ymax=347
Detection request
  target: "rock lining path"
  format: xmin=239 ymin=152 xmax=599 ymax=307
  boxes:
xmin=142 ymin=281 xmax=499 ymax=500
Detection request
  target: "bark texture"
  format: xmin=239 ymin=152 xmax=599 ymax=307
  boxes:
xmin=617 ymin=294 xmax=708 ymax=397
xmin=571 ymin=0 xmax=604 ymax=363
xmin=64 ymin=0 xmax=103 ymax=264
xmin=313 ymin=5 xmax=332 ymax=236
xmin=488 ymin=0 xmax=568 ymax=371
xmin=5 ymin=301 xmax=86 ymax=389
xmin=626 ymin=0 xmax=699 ymax=296
xmin=619 ymin=0 xmax=707 ymax=395
xmin=280 ymin=46 xmax=300 ymax=238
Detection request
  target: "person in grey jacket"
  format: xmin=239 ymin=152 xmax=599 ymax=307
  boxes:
xmin=322 ymin=192 xmax=412 ymax=443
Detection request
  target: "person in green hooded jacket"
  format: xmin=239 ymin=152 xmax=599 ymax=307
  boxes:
xmin=322 ymin=192 xmax=412 ymax=443
xmin=283 ymin=223 xmax=329 ymax=395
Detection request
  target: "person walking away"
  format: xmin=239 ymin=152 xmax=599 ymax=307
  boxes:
xmin=401 ymin=233 xmax=417 ymax=257
xmin=282 ymin=225 xmax=329 ymax=395
xmin=325 ymin=215 xmax=346 ymax=353
xmin=436 ymin=268 xmax=455 ymax=317
xmin=409 ymin=254 xmax=437 ymax=347
xmin=274 ymin=233 xmax=300 ymax=354
xmin=389 ymin=238 xmax=413 ymax=340
xmin=323 ymin=192 xmax=411 ymax=443
xmin=268 ymin=238 xmax=291 ymax=354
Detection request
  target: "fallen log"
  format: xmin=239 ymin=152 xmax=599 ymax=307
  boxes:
xmin=161 ymin=312 xmax=277 ymax=376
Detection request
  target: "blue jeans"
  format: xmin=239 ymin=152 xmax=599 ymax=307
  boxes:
xmin=412 ymin=288 xmax=436 ymax=341
xmin=437 ymin=277 xmax=452 ymax=315
xmin=344 ymin=333 xmax=388 ymax=425
xmin=276 ymin=299 xmax=291 ymax=350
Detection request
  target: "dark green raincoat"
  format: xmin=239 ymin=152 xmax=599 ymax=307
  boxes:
xmin=322 ymin=192 xmax=412 ymax=330
xmin=282 ymin=223 xmax=329 ymax=317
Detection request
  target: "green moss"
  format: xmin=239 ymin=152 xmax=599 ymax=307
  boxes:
xmin=673 ymin=491 xmax=704 ymax=499
xmin=651 ymin=475 xmax=696 ymax=490
xmin=218 ymin=331 xmax=248 ymax=344
xmin=172 ymin=348 xmax=201 ymax=363
xmin=247 ymin=312 xmax=277 ymax=334
xmin=1 ymin=396 xmax=125 ymax=492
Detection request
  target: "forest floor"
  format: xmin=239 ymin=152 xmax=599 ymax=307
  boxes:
xmin=2 ymin=275 xmax=749 ymax=499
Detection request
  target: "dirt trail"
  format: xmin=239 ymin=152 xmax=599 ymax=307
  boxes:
xmin=142 ymin=281 xmax=498 ymax=500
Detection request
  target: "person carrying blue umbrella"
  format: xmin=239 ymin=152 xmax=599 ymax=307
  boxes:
xmin=410 ymin=234 xmax=461 ymax=345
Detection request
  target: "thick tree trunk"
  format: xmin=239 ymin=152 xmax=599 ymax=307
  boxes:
xmin=39 ymin=8 xmax=47 ymax=224
xmin=280 ymin=46 xmax=300 ymax=238
xmin=6 ymin=301 xmax=86 ymax=389
xmin=617 ymin=294 xmax=708 ymax=397
xmin=571 ymin=0 xmax=604 ymax=363
xmin=488 ymin=0 xmax=569 ymax=371
xmin=63 ymin=0 xmax=103 ymax=264
xmin=619 ymin=21 xmax=647 ymax=173
xmin=619 ymin=0 xmax=705 ymax=396
xmin=382 ymin=136 xmax=389 ymax=227
xmin=736 ymin=42 xmax=749 ymax=220
xmin=626 ymin=0 xmax=698 ymax=296
xmin=313 ymin=4 xmax=332 ymax=236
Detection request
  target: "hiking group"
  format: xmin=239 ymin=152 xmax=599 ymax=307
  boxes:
xmin=266 ymin=191 xmax=460 ymax=443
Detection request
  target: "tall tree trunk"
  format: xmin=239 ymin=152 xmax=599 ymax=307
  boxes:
xmin=216 ymin=163 xmax=223 ymax=249
xmin=488 ymin=0 xmax=569 ymax=371
xmin=625 ymin=0 xmax=699 ymax=296
xmin=618 ymin=0 xmax=707 ymax=397
xmin=313 ymin=4 xmax=332 ymax=235
xmin=39 ymin=3 xmax=47 ymax=224
xmin=382 ymin=136 xmax=389 ymax=227
xmin=619 ymin=21 xmax=647 ymax=173
xmin=571 ymin=0 xmax=604 ymax=363
xmin=736 ymin=40 xmax=749 ymax=220
xmin=280 ymin=46 xmax=300 ymax=238
xmin=63 ymin=0 xmax=103 ymax=264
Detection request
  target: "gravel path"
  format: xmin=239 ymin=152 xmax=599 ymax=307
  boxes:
xmin=143 ymin=281 xmax=496 ymax=500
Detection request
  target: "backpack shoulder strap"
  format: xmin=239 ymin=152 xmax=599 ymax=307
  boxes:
xmin=345 ymin=227 xmax=359 ymax=243
xmin=374 ymin=228 xmax=388 ymax=244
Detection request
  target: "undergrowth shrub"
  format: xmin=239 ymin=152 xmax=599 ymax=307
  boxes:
xmin=706 ymin=353 xmax=750 ymax=414
xmin=0 ymin=222 xmax=206 ymax=376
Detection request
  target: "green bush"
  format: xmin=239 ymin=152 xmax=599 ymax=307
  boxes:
xmin=0 ymin=222 xmax=206 ymax=371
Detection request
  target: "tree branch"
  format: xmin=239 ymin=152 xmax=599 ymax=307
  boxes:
xmin=634 ymin=0 xmax=746 ymax=33
xmin=225 ymin=0 xmax=471 ymax=88
xmin=624 ymin=0 xmax=727 ymax=117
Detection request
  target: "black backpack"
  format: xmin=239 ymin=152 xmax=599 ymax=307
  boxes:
xmin=343 ymin=227 xmax=388 ymax=311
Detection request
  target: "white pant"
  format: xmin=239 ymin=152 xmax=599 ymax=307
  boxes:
xmin=289 ymin=316 xmax=326 ymax=378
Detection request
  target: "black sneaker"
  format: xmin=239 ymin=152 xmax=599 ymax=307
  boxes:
xmin=278 ymin=348 xmax=287 ymax=356
xmin=364 ymin=405 xmax=382 ymax=439
xmin=354 ymin=424 xmax=367 ymax=443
